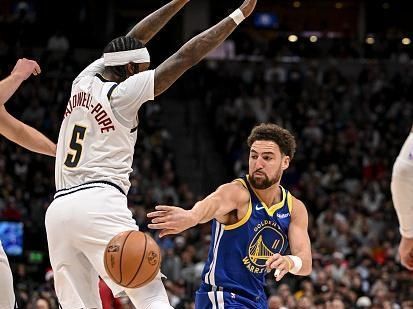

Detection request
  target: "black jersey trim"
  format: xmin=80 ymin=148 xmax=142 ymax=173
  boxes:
xmin=107 ymin=84 xmax=118 ymax=100
xmin=96 ymin=73 xmax=111 ymax=83
xmin=55 ymin=180 xmax=126 ymax=197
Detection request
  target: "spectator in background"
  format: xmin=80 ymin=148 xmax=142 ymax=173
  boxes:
xmin=47 ymin=29 xmax=70 ymax=53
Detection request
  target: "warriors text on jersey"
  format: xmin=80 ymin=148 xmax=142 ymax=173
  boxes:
xmin=197 ymin=175 xmax=292 ymax=307
xmin=55 ymin=59 xmax=155 ymax=194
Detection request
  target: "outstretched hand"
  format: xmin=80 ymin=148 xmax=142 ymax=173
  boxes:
xmin=147 ymin=205 xmax=198 ymax=238
xmin=239 ymin=0 xmax=257 ymax=18
xmin=266 ymin=253 xmax=292 ymax=282
xmin=11 ymin=58 xmax=41 ymax=81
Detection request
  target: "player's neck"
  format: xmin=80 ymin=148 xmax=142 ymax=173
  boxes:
xmin=102 ymin=71 xmax=121 ymax=83
xmin=255 ymin=182 xmax=282 ymax=207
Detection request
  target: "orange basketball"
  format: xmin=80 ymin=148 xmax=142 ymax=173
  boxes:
xmin=104 ymin=230 xmax=161 ymax=288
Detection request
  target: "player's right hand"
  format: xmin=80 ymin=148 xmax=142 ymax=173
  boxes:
xmin=11 ymin=58 xmax=41 ymax=81
xmin=399 ymin=236 xmax=413 ymax=270
xmin=147 ymin=205 xmax=198 ymax=238
xmin=239 ymin=0 xmax=257 ymax=18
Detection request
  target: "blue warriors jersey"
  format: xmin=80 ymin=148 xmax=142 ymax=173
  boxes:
xmin=196 ymin=175 xmax=293 ymax=309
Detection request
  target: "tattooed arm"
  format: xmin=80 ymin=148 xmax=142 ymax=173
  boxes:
xmin=153 ymin=0 xmax=257 ymax=97
xmin=127 ymin=0 xmax=190 ymax=45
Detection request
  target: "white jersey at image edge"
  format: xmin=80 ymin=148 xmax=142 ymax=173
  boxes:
xmin=55 ymin=59 xmax=155 ymax=194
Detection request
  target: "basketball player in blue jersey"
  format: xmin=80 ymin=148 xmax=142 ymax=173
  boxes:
xmin=391 ymin=124 xmax=413 ymax=270
xmin=0 ymin=58 xmax=55 ymax=309
xmin=148 ymin=123 xmax=312 ymax=308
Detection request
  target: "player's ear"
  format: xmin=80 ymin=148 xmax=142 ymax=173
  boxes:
xmin=138 ymin=62 xmax=150 ymax=72
xmin=281 ymin=155 xmax=290 ymax=171
xmin=126 ymin=63 xmax=135 ymax=75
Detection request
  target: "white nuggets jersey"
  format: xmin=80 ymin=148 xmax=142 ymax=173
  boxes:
xmin=55 ymin=58 xmax=155 ymax=194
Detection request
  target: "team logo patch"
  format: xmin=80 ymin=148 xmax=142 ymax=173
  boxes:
xmin=242 ymin=221 xmax=286 ymax=274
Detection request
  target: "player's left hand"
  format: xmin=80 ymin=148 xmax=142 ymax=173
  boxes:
xmin=147 ymin=205 xmax=197 ymax=238
xmin=265 ymin=253 xmax=292 ymax=282
xmin=399 ymin=236 xmax=413 ymax=271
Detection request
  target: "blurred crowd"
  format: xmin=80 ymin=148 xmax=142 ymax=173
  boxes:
xmin=0 ymin=2 xmax=413 ymax=309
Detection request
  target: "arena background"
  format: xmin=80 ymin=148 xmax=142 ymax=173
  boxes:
xmin=1 ymin=0 xmax=413 ymax=308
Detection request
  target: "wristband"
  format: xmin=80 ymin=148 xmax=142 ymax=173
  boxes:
xmin=287 ymin=255 xmax=303 ymax=274
xmin=229 ymin=9 xmax=245 ymax=25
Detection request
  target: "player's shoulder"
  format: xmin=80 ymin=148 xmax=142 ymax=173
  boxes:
xmin=289 ymin=195 xmax=308 ymax=219
xmin=119 ymin=69 xmax=155 ymax=85
xmin=217 ymin=180 xmax=250 ymax=204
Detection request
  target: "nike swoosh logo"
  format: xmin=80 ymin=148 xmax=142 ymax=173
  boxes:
xmin=255 ymin=205 xmax=266 ymax=210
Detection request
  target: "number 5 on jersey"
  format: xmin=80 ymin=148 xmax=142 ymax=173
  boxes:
xmin=64 ymin=125 xmax=87 ymax=168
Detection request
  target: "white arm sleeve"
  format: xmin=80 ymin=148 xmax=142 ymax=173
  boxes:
xmin=110 ymin=70 xmax=155 ymax=125
xmin=391 ymin=171 xmax=413 ymax=238
xmin=73 ymin=58 xmax=105 ymax=86
xmin=391 ymin=133 xmax=413 ymax=238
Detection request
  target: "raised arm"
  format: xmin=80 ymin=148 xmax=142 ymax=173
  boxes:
xmin=127 ymin=0 xmax=190 ymax=45
xmin=154 ymin=0 xmax=257 ymax=96
xmin=0 ymin=106 xmax=56 ymax=157
xmin=0 ymin=58 xmax=41 ymax=106
xmin=0 ymin=59 xmax=55 ymax=157
xmin=147 ymin=182 xmax=249 ymax=237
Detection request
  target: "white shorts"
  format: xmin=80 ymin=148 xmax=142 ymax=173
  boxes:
xmin=0 ymin=241 xmax=15 ymax=309
xmin=45 ymin=182 xmax=172 ymax=309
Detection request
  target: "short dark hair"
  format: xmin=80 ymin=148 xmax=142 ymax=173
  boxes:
xmin=103 ymin=36 xmax=145 ymax=80
xmin=247 ymin=123 xmax=296 ymax=159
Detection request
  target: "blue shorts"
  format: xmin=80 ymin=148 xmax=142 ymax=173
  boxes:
xmin=195 ymin=283 xmax=267 ymax=309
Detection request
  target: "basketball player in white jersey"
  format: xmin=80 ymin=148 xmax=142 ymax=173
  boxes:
xmin=0 ymin=58 xmax=56 ymax=309
xmin=391 ymin=125 xmax=413 ymax=270
xmin=45 ymin=0 xmax=257 ymax=308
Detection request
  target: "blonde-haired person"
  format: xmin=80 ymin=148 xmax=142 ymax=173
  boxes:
xmin=0 ymin=58 xmax=56 ymax=309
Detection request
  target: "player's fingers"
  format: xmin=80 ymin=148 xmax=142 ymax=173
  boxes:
xmin=155 ymin=205 xmax=174 ymax=211
xmin=267 ymin=256 xmax=284 ymax=269
xmin=275 ymin=268 xmax=288 ymax=282
xmin=150 ymin=216 xmax=171 ymax=224
xmin=148 ymin=222 xmax=171 ymax=230
xmin=265 ymin=253 xmax=281 ymax=267
xmin=34 ymin=62 xmax=41 ymax=74
xmin=159 ymin=229 xmax=177 ymax=238
xmin=147 ymin=211 xmax=167 ymax=218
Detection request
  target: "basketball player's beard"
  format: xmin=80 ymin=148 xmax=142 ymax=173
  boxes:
xmin=250 ymin=168 xmax=282 ymax=190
